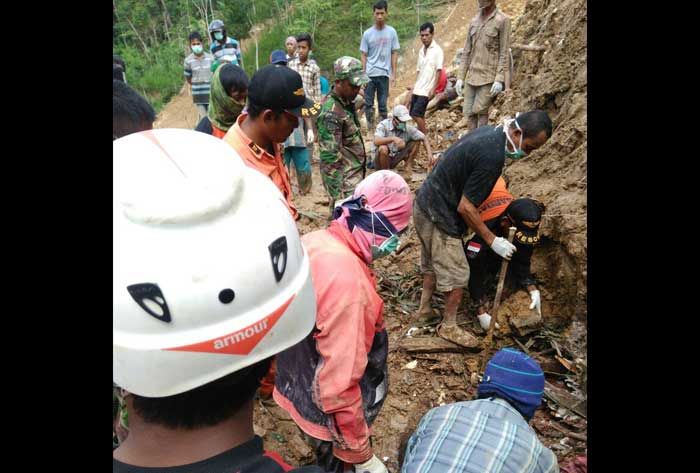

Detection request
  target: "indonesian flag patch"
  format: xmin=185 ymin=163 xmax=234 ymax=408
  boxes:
xmin=466 ymin=241 xmax=482 ymax=258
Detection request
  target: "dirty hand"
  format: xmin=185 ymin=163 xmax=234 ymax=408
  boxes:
xmin=490 ymin=81 xmax=503 ymax=97
xmin=529 ymin=289 xmax=542 ymax=315
xmin=354 ymin=454 xmax=388 ymax=473
xmin=456 ymin=79 xmax=464 ymax=94
xmin=306 ymin=128 xmax=315 ymax=143
xmin=490 ymin=236 xmax=516 ymax=260
xmin=394 ymin=136 xmax=406 ymax=149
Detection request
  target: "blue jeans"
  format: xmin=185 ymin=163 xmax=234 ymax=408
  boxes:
xmin=364 ymin=76 xmax=389 ymax=126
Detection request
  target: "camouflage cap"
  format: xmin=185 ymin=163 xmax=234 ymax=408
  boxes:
xmin=334 ymin=56 xmax=369 ymax=86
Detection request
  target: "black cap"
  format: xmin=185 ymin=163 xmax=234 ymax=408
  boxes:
xmin=505 ymin=198 xmax=544 ymax=245
xmin=247 ymin=65 xmax=321 ymax=118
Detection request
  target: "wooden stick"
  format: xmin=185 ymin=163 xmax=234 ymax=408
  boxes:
xmin=483 ymin=227 xmax=517 ymax=349
xmin=549 ymin=422 xmax=587 ymax=442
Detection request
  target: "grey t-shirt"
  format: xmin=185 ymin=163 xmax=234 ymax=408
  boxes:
xmin=372 ymin=118 xmax=425 ymax=155
xmin=416 ymin=125 xmax=506 ymax=238
xmin=360 ymin=25 xmax=400 ymax=78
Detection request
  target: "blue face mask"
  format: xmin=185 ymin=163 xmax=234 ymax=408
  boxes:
xmin=191 ymin=44 xmax=203 ymax=55
xmin=370 ymin=209 xmax=401 ymax=260
xmin=214 ymin=31 xmax=224 ymax=41
xmin=504 ymin=119 xmax=526 ymax=160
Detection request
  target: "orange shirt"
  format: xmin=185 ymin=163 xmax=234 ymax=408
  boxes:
xmin=223 ymin=114 xmax=298 ymax=220
xmin=478 ymin=176 xmax=513 ymax=222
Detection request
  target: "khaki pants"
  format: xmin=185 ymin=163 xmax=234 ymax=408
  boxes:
xmin=413 ymin=202 xmax=470 ymax=292
xmin=462 ymin=83 xmax=493 ymax=117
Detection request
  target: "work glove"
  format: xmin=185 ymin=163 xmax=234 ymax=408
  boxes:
xmin=455 ymin=79 xmax=464 ymax=95
xmin=354 ymin=454 xmax=388 ymax=473
xmin=490 ymin=236 xmax=516 ymax=260
xmin=529 ymin=289 xmax=542 ymax=316
xmin=306 ymin=128 xmax=315 ymax=143
xmin=477 ymin=312 xmax=499 ymax=331
xmin=490 ymin=81 xmax=503 ymax=97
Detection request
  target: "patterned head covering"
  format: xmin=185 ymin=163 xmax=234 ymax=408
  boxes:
xmin=333 ymin=56 xmax=370 ymax=86
xmin=334 ymin=170 xmax=412 ymax=263
xmin=207 ymin=64 xmax=246 ymax=132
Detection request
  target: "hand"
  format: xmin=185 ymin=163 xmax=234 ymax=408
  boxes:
xmin=354 ymin=454 xmax=388 ymax=473
xmin=455 ymin=79 xmax=463 ymax=94
xmin=306 ymin=128 xmax=315 ymax=143
xmin=429 ymin=153 xmax=440 ymax=169
xmin=477 ymin=312 xmax=500 ymax=331
xmin=490 ymin=81 xmax=503 ymax=97
xmin=529 ymin=289 xmax=541 ymax=316
xmin=490 ymin=236 xmax=516 ymax=260
xmin=393 ymin=137 xmax=406 ymax=149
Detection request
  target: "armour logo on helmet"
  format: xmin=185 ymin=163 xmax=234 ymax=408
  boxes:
xmin=167 ymin=295 xmax=295 ymax=355
xmin=127 ymin=283 xmax=172 ymax=323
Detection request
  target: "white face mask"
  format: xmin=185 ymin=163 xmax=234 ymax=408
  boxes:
xmin=191 ymin=44 xmax=203 ymax=55
xmin=503 ymin=117 xmax=526 ymax=160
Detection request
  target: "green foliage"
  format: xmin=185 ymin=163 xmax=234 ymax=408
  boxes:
xmin=113 ymin=1 xmax=441 ymax=111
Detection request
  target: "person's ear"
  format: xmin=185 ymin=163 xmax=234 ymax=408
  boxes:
xmin=261 ymin=109 xmax=275 ymax=123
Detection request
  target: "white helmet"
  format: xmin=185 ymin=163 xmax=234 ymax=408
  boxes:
xmin=113 ymin=129 xmax=316 ymax=398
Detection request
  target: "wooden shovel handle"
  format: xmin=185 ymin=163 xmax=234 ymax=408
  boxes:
xmin=483 ymin=226 xmax=517 ymax=347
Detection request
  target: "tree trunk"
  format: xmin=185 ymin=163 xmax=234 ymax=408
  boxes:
xmin=126 ymin=17 xmax=149 ymax=56
xmin=160 ymin=0 xmax=171 ymax=42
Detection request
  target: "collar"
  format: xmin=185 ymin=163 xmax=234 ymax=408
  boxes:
xmin=232 ymin=113 xmax=278 ymax=161
xmin=482 ymin=7 xmax=499 ymax=22
xmin=330 ymin=91 xmax=354 ymax=108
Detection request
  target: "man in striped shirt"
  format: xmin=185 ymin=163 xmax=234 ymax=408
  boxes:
xmin=209 ymin=19 xmax=243 ymax=69
xmin=402 ymin=348 xmax=559 ymax=473
xmin=184 ymin=31 xmax=214 ymax=122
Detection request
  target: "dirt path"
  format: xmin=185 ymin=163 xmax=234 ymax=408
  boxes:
xmin=152 ymin=1 xmax=586 ymax=468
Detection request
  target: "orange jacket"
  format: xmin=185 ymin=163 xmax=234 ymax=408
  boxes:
xmin=223 ymin=114 xmax=298 ymax=220
xmin=273 ymin=221 xmax=387 ymax=464
xmin=478 ymin=176 xmax=513 ymax=222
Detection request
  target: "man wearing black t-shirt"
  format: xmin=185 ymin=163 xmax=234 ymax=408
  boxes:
xmin=412 ymin=110 xmax=552 ymax=347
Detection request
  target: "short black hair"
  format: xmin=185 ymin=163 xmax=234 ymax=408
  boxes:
xmin=132 ymin=358 xmax=271 ymax=429
xmin=219 ymin=63 xmax=249 ymax=95
xmin=420 ymin=22 xmax=434 ymax=34
xmin=296 ymin=32 xmax=313 ymax=48
xmin=513 ymin=110 xmax=553 ymax=139
xmin=113 ymin=80 xmax=156 ymax=139
xmin=246 ymin=98 xmax=283 ymax=120
xmin=373 ymin=0 xmax=388 ymax=12
xmin=188 ymin=31 xmax=202 ymax=42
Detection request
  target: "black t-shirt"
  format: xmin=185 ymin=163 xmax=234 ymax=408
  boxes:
xmin=416 ymin=125 xmax=506 ymax=237
xmin=466 ymin=217 xmax=536 ymax=302
xmin=194 ymin=116 xmax=213 ymax=135
xmin=113 ymin=436 xmax=322 ymax=473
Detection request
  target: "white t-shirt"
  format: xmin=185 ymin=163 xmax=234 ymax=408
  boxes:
xmin=413 ymin=41 xmax=444 ymax=97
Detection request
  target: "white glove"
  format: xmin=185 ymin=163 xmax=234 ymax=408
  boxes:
xmin=354 ymin=454 xmax=388 ymax=473
xmin=529 ymin=289 xmax=542 ymax=315
xmin=477 ymin=312 xmax=500 ymax=331
xmin=306 ymin=128 xmax=315 ymax=143
xmin=455 ymin=79 xmax=464 ymax=95
xmin=490 ymin=81 xmax=503 ymax=97
xmin=490 ymin=236 xmax=516 ymax=260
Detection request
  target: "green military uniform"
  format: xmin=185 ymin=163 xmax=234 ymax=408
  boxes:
xmin=317 ymin=57 xmax=370 ymax=209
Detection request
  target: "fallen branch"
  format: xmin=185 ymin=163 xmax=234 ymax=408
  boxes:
xmin=401 ymin=336 xmax=478 ymax=353
xmin=549 ymin=422 xmax=587 ymax=442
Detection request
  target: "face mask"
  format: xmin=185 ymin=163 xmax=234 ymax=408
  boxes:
xmin=214 ymin=32 xmax=224 ymax=41
xmin=191 ymin=44 xmax=203 ymax=54
xmin=504 ymin=118 xmax=526 ymax=160
xmin=370 ymin=208 xmax=401 ymax=260
xmin=396 ymin=122 xmax=407 ymax=132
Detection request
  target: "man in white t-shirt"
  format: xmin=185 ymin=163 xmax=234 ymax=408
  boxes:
xmin=410 ymin=22 xmax=444 ymax=141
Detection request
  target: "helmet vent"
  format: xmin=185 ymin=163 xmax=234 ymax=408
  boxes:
xmin=268 ymin=236 xmax=288 ymax=282
xmin=219 ymin=289 xmax=235 ymax=304
xmin=127 ymin=283 xmax=172 ymax=323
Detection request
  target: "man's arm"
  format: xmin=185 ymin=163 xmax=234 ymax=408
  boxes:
xmin=318 ymin=111 xmax=346 ymax=201
xmin=360 ymin=33 xmax=369 ymax=71
xmin=457 ymin=196 xmax=497 ymax=245
xmin=495 ymin=16 xmax=511 ymax=84
xmin=184 ymin=59 xmax=192 ymax=86
xmin=391 ymin=50 xmax=398 ymax=85
xmin=313 ymin=300 xmax=374 ymax=463
xmin=459 ymin=24 xmax=474 ymax=81
xmin=312 ymin=66 xmax=322 ymax=103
